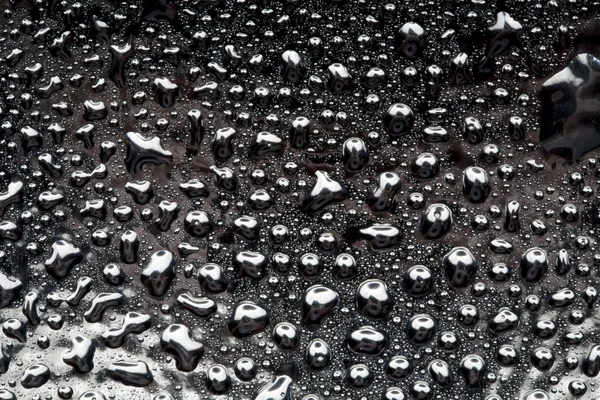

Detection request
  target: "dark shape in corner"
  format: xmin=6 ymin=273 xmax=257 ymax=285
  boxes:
xmin=540 ymin=53 xmax=600 ymax=160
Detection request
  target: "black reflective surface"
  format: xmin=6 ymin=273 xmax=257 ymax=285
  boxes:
xmin=1 ymin=1 xmax=600 ymax=400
